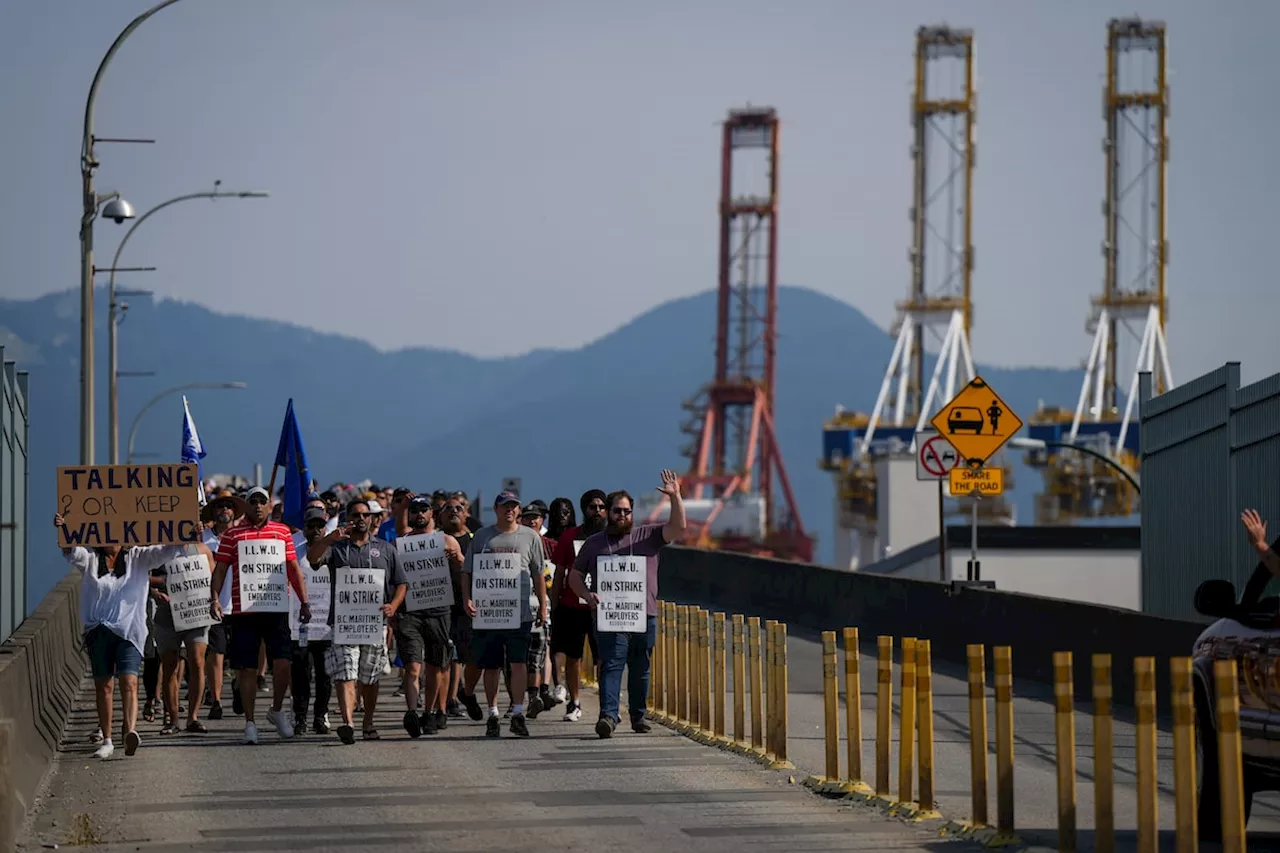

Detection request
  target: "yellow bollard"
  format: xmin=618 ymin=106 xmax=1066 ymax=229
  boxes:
xmin=967 ymin=644 xmax=989 ymax=826
xmin=694 ymin=610 xmax=706 ymax=731
xmin=875 ymin=635 xmax=893 ymax=796
xmin=713 ymin=612 xmax=727 ymax=738
xmin=765 ymin=619 xmax=778 ymax=757
xmin=775 ymin=622 xmax=790 ymax=764
xmin=666 ymin=602 xmax=677 ymax=723
xmin=994 ymin=646 xmax=1015 ymax=836
xmin=1214 ymin=659 xmax=1247 ymax=853
xmin=916 ymin=639 xmax=937 ymax=813
xmin=1170 ymin=658 xmax=1197 ymax=853
xmin=699 ymin=609 xmax=712 ymax=733
xmin=1053 ymin=652 xmax=1077 ymax=852
xmin=1092 ymin=654 xmax=1114 ymax=853
xmin=822 ymin=631 xmax=840 ymax=780
xmin=843 ymin=627 xmax=863 ymax=785
xmin=732 ymin=614 xmax=746 ymax=744
xmin=652 ymin=603 xmax=664 ymax=716
xmin=1134 ymin=657 xmax=1157 ymax=853
xmin=583 ymin=635 xmax=596 ymax=687
xmin=748 ymin=616 xmax=764 ymax=752
xmin=677 ymin=605 xmax=689 ymax=724
xmin=898 ymin=637 xmax=917 ymax=805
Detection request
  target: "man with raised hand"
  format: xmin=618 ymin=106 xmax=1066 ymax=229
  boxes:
xmin=461 ymin=491 xmax=547 ymax=738
xmin=395 ymin=494 xmax=465 ymax=737
xmin=307 ymin=498 xmax=407 ymax=744
xmin=210 ymin=486 xmax=311 ymax=744
xmin=571 ymin=470 xmax=686 ymax=739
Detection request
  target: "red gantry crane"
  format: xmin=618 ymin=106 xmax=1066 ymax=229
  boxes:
xmin=649 ymin=106 xmax=812 ymax=563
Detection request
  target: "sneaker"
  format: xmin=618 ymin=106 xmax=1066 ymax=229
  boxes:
xmin=392 ymin=686 xmax=405 ymax=698
xmin=313 ymin=715 xmax=331 ymax=735
xmin=503 ymin=703 xmax=513 ymax=719
xmin=403 ymin=710 xmax=422 ymax=738
xmin=563 ymin=701 xmax=582 ymax=722
xmin=595 ymin=716 xmax=616 ymax=739
xmin=208 ymin=701 xmax=224 ymax=721
xmin=94 ymin=741 xmax=114 ymax=760
xmin=460 ymin=690 xmax=483 ymax=722
xmin=541 ymin=687 xmax=561 ymax=709
xmin=124 ymin=730 xmax=141 ymax=756
xmin=266 ymin=708 xmax=294 ymax=739
xmin=257 ymin=674 xmax=267 ymax=692
xmin=433 ymin=709 xmax=448 ymax=731
xmin=485 ymin=715 xmax=501 ymax=737
xmin=526 ymin=693 xmax=545 ymax=719
xmin=337 ymin=724 xmax=355 ymax=745
xmin=510 ymin=713 xmax=530 ymax=737
xmin=89 ymin=727 xmax=105 ymax=745
xmin=632 ymin=718 xmax=652 ymax=734
xmin=294 ymin=715 xmax=308 ymax=735
xmin=553 ymin=684 xmax=568 ymax=704
xmin=419 ymin=712 xmax=438 ymax=735
xmin=243 ymin=722 xmax=259 ymax=745
xmin=446 ymin=699 xmax=465 ymax=719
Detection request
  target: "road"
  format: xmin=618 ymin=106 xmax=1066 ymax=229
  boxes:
xmin=20 ymin=673 xmax=996 ymax=853
xmin=708 ymin=627 xmax=1280 ymax=852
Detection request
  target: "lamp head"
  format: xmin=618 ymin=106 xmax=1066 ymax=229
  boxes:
xmin=102 ymin=198 xmax=136 ymax=224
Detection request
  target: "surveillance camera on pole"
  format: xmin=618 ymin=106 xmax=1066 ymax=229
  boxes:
xmin=101 ymin=197 xmax=136 ymax=224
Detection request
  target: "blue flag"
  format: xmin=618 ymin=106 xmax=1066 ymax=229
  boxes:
xmin=274 ymin=398 xmax=312 ymax=530
xmin=181 ymin=396 xmax=208 ymax=506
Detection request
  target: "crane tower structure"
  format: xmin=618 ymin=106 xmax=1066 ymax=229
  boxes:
xmin=647 ymin=106 xmax=812 ymax=563
xmin=1024 ymin=18 xmax=1171 ymax=523
xmin=821 ymin=26 xmax=1012 ymax=569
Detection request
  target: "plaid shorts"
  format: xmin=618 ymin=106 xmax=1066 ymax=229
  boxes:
xmin=324 ymin=642 xmax=389 ymax=685
xmin=525 ymin=622 xmax=549 ymax=678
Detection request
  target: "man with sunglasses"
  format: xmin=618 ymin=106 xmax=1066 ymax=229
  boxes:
xmin=460 ymin=491 xmax=547 ymax=737
xmin=290 ymin=506 xmax=334 ymax=735
xmin=570 ymin=470 xmax=686 ymax=738
xmin=436 ymin=496 xmax=476 ymax=719
xmin=210 ymin=486 xmax=312 ymax=744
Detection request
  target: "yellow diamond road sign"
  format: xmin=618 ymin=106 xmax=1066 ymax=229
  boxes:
xmin=929 ymin=376 xmax=1022 ymax=469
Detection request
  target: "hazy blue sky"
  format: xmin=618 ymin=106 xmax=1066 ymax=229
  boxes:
xmin=2 ymin=0 xmax=1275 ymax=388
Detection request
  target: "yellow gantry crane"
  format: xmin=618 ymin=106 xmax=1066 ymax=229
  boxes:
xmin=1024 ymin=18 xmax=1172 ymax=524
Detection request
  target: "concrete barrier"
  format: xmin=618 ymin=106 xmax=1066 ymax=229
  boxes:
xmin=660 ymin=546 xmax=1205 ymax=712
xmin=0 ymin=570 xmax=83 ymax=831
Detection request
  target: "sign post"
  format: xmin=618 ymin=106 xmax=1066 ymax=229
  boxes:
xmin=915 ymin=429 xmax=961 ymax=581
xmin=930 ymin=377 xmax=1022 ymax=585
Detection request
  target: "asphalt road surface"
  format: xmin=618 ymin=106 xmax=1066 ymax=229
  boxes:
xmin=20 ymin=672 xmax=996 ymax=853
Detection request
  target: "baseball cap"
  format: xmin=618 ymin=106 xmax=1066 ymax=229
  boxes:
xmin=521 ymin=504 xmax=545 ymax=518
xmin=493 ymin=490 xmax=521 ymax=507
xmin=303 ymin=507 xmax=328 ymax=524
xmin=408 ymin=495 xmax=432 ymax=510
xmin=245 ymin=486 xmax=270 ymax=502
xmin=367 ymin=499 xmax=384 ymax=514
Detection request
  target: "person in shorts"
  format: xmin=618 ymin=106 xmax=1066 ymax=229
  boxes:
xmin=210 ymin=486 xmax=313 ymax=744
xmin=549 ymin=489 xmax=608 ymax=722
xmin=151 ymin=542 xmax=216 ymax=735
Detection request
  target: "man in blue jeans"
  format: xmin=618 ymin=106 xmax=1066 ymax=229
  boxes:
xmin=570 ymin=469 xmax=686 ymax=738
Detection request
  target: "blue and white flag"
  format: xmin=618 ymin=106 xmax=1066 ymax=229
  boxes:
xmin=181 ymin=395 xmax=208 ymax=506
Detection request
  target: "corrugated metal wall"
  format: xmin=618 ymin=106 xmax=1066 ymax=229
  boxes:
xmin=0 ymin=346 xmax=30 ymax=643
xmin=1140 ymin=363 xmax=1280 ymax=620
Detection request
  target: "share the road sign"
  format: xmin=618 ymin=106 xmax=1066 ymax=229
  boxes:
xmin=916 ymin=432 xmax=961 ymax=481
xmin=949 ymin=466 xmax=1005 ymax=496
xmin=929 ymin=376 xmax=1023 ymax=469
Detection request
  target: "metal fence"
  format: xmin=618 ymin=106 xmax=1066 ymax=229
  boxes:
xmin=0 ymin=346 xmax=30 ymax=644
xmin=1139 ymin=362 xmax=1280 ymax=620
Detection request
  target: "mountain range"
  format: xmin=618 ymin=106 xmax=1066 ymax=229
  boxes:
xmin=3 ymin=285 xmax=1096 ymax=606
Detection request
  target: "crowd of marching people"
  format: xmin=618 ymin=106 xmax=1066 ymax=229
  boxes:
xmin=56 ymin=468 xmax=686 ymax=758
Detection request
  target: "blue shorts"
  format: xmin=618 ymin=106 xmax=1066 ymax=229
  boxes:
xmin=85 ymin=625 xmax=142 ymax=680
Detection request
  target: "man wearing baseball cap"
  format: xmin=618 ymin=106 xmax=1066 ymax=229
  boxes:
xmin=210 ymin=486 xmax=312 ymax=744
xmin=460 ymin=491 xmax=547 ymax=737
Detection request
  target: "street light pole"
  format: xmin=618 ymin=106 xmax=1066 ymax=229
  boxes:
xmin=80 ymin=0 xmax=185 ymax=466
xmin=107 ymin=187 xmax=270 ymax=463
xmin=125 ymin=381 xmax=247 ymax=464
xmin=1010 ymin=437 xmax=1141 ymax=493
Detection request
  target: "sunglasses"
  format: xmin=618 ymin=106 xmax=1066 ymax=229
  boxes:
xmin=305 ymin=521 xmax=327 ymax=528
xmin=611 ymin=507 xmax=633 ymax=516
xmin=247 ymin=497 xmax=269 ymax=506
xmin=347 ymin=511 xmax=371 ymax=519
xmin=409 ymin=506 xmax=431 ymax=513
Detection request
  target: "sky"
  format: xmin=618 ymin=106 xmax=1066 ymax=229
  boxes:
xmin=1 ymin=0 xmax=1276 ymax=388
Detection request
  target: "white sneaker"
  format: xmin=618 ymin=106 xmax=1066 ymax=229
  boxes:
xmin=563 ymin=702 xmax=582 ymax=722
xmin=553 ymin=685 xmax=568 ymax=703
xmin=267 ymin=707 xmax=294 ymax=739
xmin=243 ymin=722 xmax=259 ymax=744
xmin=88 ymin=727 xmax=104 ymax=744
xmin=94 ymin=741 xmax=115 ymax=760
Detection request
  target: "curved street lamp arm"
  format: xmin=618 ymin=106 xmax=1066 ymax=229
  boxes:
xmin=126 ymin=381 xmax=246 ymax=464
xmin=83 ymin=0 xmax=184 ymax=164
xmin=1045 ymin=440 xmax=1141 ymax=494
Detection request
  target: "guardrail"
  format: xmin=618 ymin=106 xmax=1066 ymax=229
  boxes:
xmin=651 ymin=599 xmax=1248 ymax=853
xmin=0 ymin=347 xmax=31 ymax=644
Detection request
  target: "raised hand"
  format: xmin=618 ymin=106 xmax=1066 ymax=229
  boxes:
xmin=656 ymin=468 xmax=681 ymax=498
xmin=1242 ymin=509 xmax=1269 ymax=551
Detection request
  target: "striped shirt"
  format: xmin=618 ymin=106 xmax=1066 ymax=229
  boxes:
xmin=214 ymin=520 xmax=297 ymax=614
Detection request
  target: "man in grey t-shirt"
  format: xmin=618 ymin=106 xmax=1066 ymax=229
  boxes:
xmin=461 ymin=491 xmax=548 ymax=738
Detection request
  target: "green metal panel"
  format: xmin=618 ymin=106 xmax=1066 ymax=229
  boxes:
xmin=0 ymin=347 xmax=30 ymax=644
xmin=1140 ymin=363 xmax=1280 ymax=620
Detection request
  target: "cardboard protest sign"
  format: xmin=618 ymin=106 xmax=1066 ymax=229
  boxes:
xmin=57 ymin=464 xmax=202 ymax=548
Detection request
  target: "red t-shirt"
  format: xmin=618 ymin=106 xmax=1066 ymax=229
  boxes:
xmin=214 ymin=520 xmax=297 ymax=615
xmin=552 ymin=526 xmax=590 ymax=609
